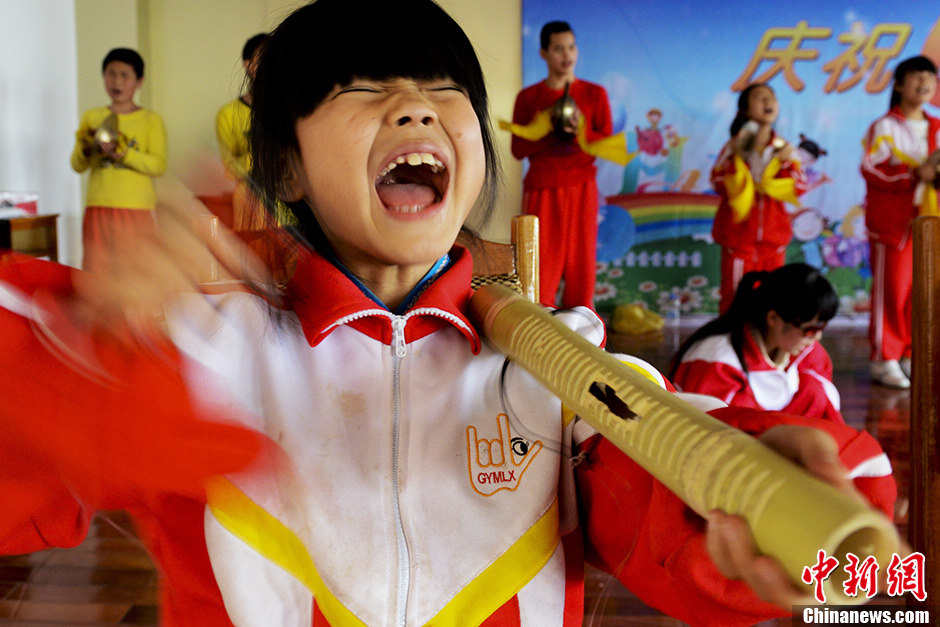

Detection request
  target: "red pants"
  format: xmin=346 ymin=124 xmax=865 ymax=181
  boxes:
xmin=523 ymin=181 xmax=598 ymax=309
xmin=82 ymin=206 xmax=156 ymax=274
xmin=869 ymin=239 xmax=912 ymax=361
xmin=718 ymin=245 xmax=786 ymax=314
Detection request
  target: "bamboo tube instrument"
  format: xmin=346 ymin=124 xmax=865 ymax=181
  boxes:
xmin=468 ymin=283 xmax=900 ymax=604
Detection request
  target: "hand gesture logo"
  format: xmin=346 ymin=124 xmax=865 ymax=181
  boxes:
xmin=466 ymin=413 xmax=542 ymax=496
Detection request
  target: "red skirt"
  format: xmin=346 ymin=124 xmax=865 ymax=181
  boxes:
xmin=81 ymin=206 xmax=156 ymax=273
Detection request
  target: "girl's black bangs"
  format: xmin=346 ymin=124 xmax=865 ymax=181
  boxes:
xmin=277 ymin=0 xmax=485 ymax=121
xmin=895 ymin=55 xmax=938 ymax=79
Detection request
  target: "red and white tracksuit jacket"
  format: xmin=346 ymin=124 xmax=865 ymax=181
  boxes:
xmin=671 ymin=328 xmax=843 ymax=424
xmin=710 ymin=135 xmax=807 ymax=311
xmin=861 ymin=107 xmax=940 ymax=361
xmin=861 ymin=107 xmax=940 ymax=248
xmin=0 ymin=249 xmax=895 ymax=626
xmin=670 ymin=330 xmax=894 ymax=514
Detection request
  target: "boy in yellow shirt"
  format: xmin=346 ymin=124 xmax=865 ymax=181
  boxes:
xmin=71 ymin=48 xmax=166 ymax=272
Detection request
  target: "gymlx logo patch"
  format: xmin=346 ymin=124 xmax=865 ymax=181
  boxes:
xmin=466 ymin=413 xmax=542 ymax=496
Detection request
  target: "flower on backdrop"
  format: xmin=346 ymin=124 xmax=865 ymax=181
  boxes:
xmin=594 ymin=282 xmax=618 ymax=302
xmin=687 ymin=275 xmax=707 ymax=288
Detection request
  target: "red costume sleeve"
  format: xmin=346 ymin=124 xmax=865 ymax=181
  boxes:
xmin=510 ymin=80 xmax=612 ymax=175
xmin=576 ymin=434 xmax=786 ymax=626
xmin=711 ymin=407 xmax=895 ymax=518
xmin=582 ymin=84 xmax=613 ymax=145
xmin=672 ymin=358 xmax=759 ymax=409
xmin=510 ymin=86 xmax=555 ymax=161
xmin=799 ymin=341 xmax=833 ymax=381
xmin=0 ymin=254 xmax=266 ymax=553
xmin=786 ymin=343 xmax=843 ymax=423
xmin=576 ymin=405 xmax=896 ymax=626
xmin=709 ymin=143 xmax=736 ymax=198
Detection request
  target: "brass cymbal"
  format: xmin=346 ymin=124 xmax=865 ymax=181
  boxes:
xmin=93 ymin=113 xmax=119 ymax=147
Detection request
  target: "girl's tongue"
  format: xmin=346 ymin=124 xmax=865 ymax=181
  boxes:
xmin=376 ymin=181 xmax=437 ymax=210
xmin=375 ymin=154 xmax=446 ymax=210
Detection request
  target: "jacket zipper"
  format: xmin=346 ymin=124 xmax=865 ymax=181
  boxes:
xmin=390 ymin=315 xmax=410 ymax=626
xmin=326 ymin=307 xmax=475 ymax=625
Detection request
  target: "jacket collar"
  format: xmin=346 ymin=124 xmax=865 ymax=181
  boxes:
xmin=887 ymin=106 xmax=906 ymax=122
xmin=287 ymin=245 xmax=481 ymax=353
xmin=886 ymin=105 xmax=940 ymax=122
xmin=742 ymin=323 xmax=814 ymax=372
xmin=887 ymin=105 xmax=940 ymax=151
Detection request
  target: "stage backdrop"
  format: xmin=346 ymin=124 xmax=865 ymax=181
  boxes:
xmin=519 ymin=1 xmax=940 ymax=318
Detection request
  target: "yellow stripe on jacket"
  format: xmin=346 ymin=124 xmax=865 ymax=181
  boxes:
xmin=207 ymin=476 xmax=561 ymax=626
xmin=867 ymin=134 xmax=939 ymax=216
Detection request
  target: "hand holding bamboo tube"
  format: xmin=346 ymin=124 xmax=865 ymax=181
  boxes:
xmin=468 ymin=283 xmax=900 ymax=605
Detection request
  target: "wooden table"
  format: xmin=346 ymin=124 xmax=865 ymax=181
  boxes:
xmin=0 ymin=213 xmax=59 ymax=261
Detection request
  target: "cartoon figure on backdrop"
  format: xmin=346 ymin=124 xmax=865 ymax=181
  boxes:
xmin=787 ymin=136 xmax=830 ymax=267
xmin=670 ymin=264 xmax=846 ymax=426
xmin=215 ymin=33 xmax=269 ymax=231
xmin=0 ymin=1 xmax=899 ymax=625
xmin=797 ymin=134 xmax=831 ymax=194
xmin=636 ymin=109 xmax=666 ymax=157
xmin=70 ymin=48 xmax=167 ymax=273
xmin=822 ymin=205 xmax=869 ymax=271
xmin=710 ymin=82 xmax=807 ymax=313
xmin=820 ymin=205 xmax=871 ymax=317
xmin=509 ymin=21 xmax=614 ymax=309
xmin=861 ymin=55 xmax=940 ymax=389
xmin=789 ymin=207 xmax=828 ymax=268
xmin=662 ymin=124 xmax=695 ymax=190
xmin=628 ymin=109 xmax=696 ymax=193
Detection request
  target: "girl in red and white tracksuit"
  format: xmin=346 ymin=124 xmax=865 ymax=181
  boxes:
xmin=711 ymin=83 xmax=807 ymax=313
xmin=0 ymin=3 xmax=897 ymax=625
xmin=0 ymin=251 xmax=896 ymax=626
xmin=861 ymin=55 xmax=940 ymax=388
xmin=671 ymin=264 xmax=843 ymax=425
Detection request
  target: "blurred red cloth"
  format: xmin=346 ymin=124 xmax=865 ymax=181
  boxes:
xmin=0 ymin=253 xmax=266 ymax=553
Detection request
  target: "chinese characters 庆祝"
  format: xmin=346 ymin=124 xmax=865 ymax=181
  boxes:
xmin=732 ymin=21 xmax=912 ymax=94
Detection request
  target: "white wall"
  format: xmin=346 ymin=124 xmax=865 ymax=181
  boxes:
xmin=139 ymin=0 xmax=303 ymax=198
xmin=0 ymin=0 xmax=82 ymax=265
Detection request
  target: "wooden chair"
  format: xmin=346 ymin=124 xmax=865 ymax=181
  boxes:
xmin=194 ymin=196 xmax=297 ymax=288
xmin=910 ymin=214 xmax=940 ymax=605
xmin=196 ymin=209 xmax=539 ymax=303
xmin=456 ymin=214 xmax=539 ymax=303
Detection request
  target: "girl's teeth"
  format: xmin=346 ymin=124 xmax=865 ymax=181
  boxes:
xmin=379 ymin=152 xmax=444 ymax=177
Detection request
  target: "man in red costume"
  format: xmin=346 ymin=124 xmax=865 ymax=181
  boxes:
xmin=511 ymin=21 xmax=612 ymax=309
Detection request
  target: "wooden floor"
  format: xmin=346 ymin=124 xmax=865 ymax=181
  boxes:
xmin=0 ymin=513 xmax=158 ymax=626
xmin=0 ymin=322 xmax=914 ymax=625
